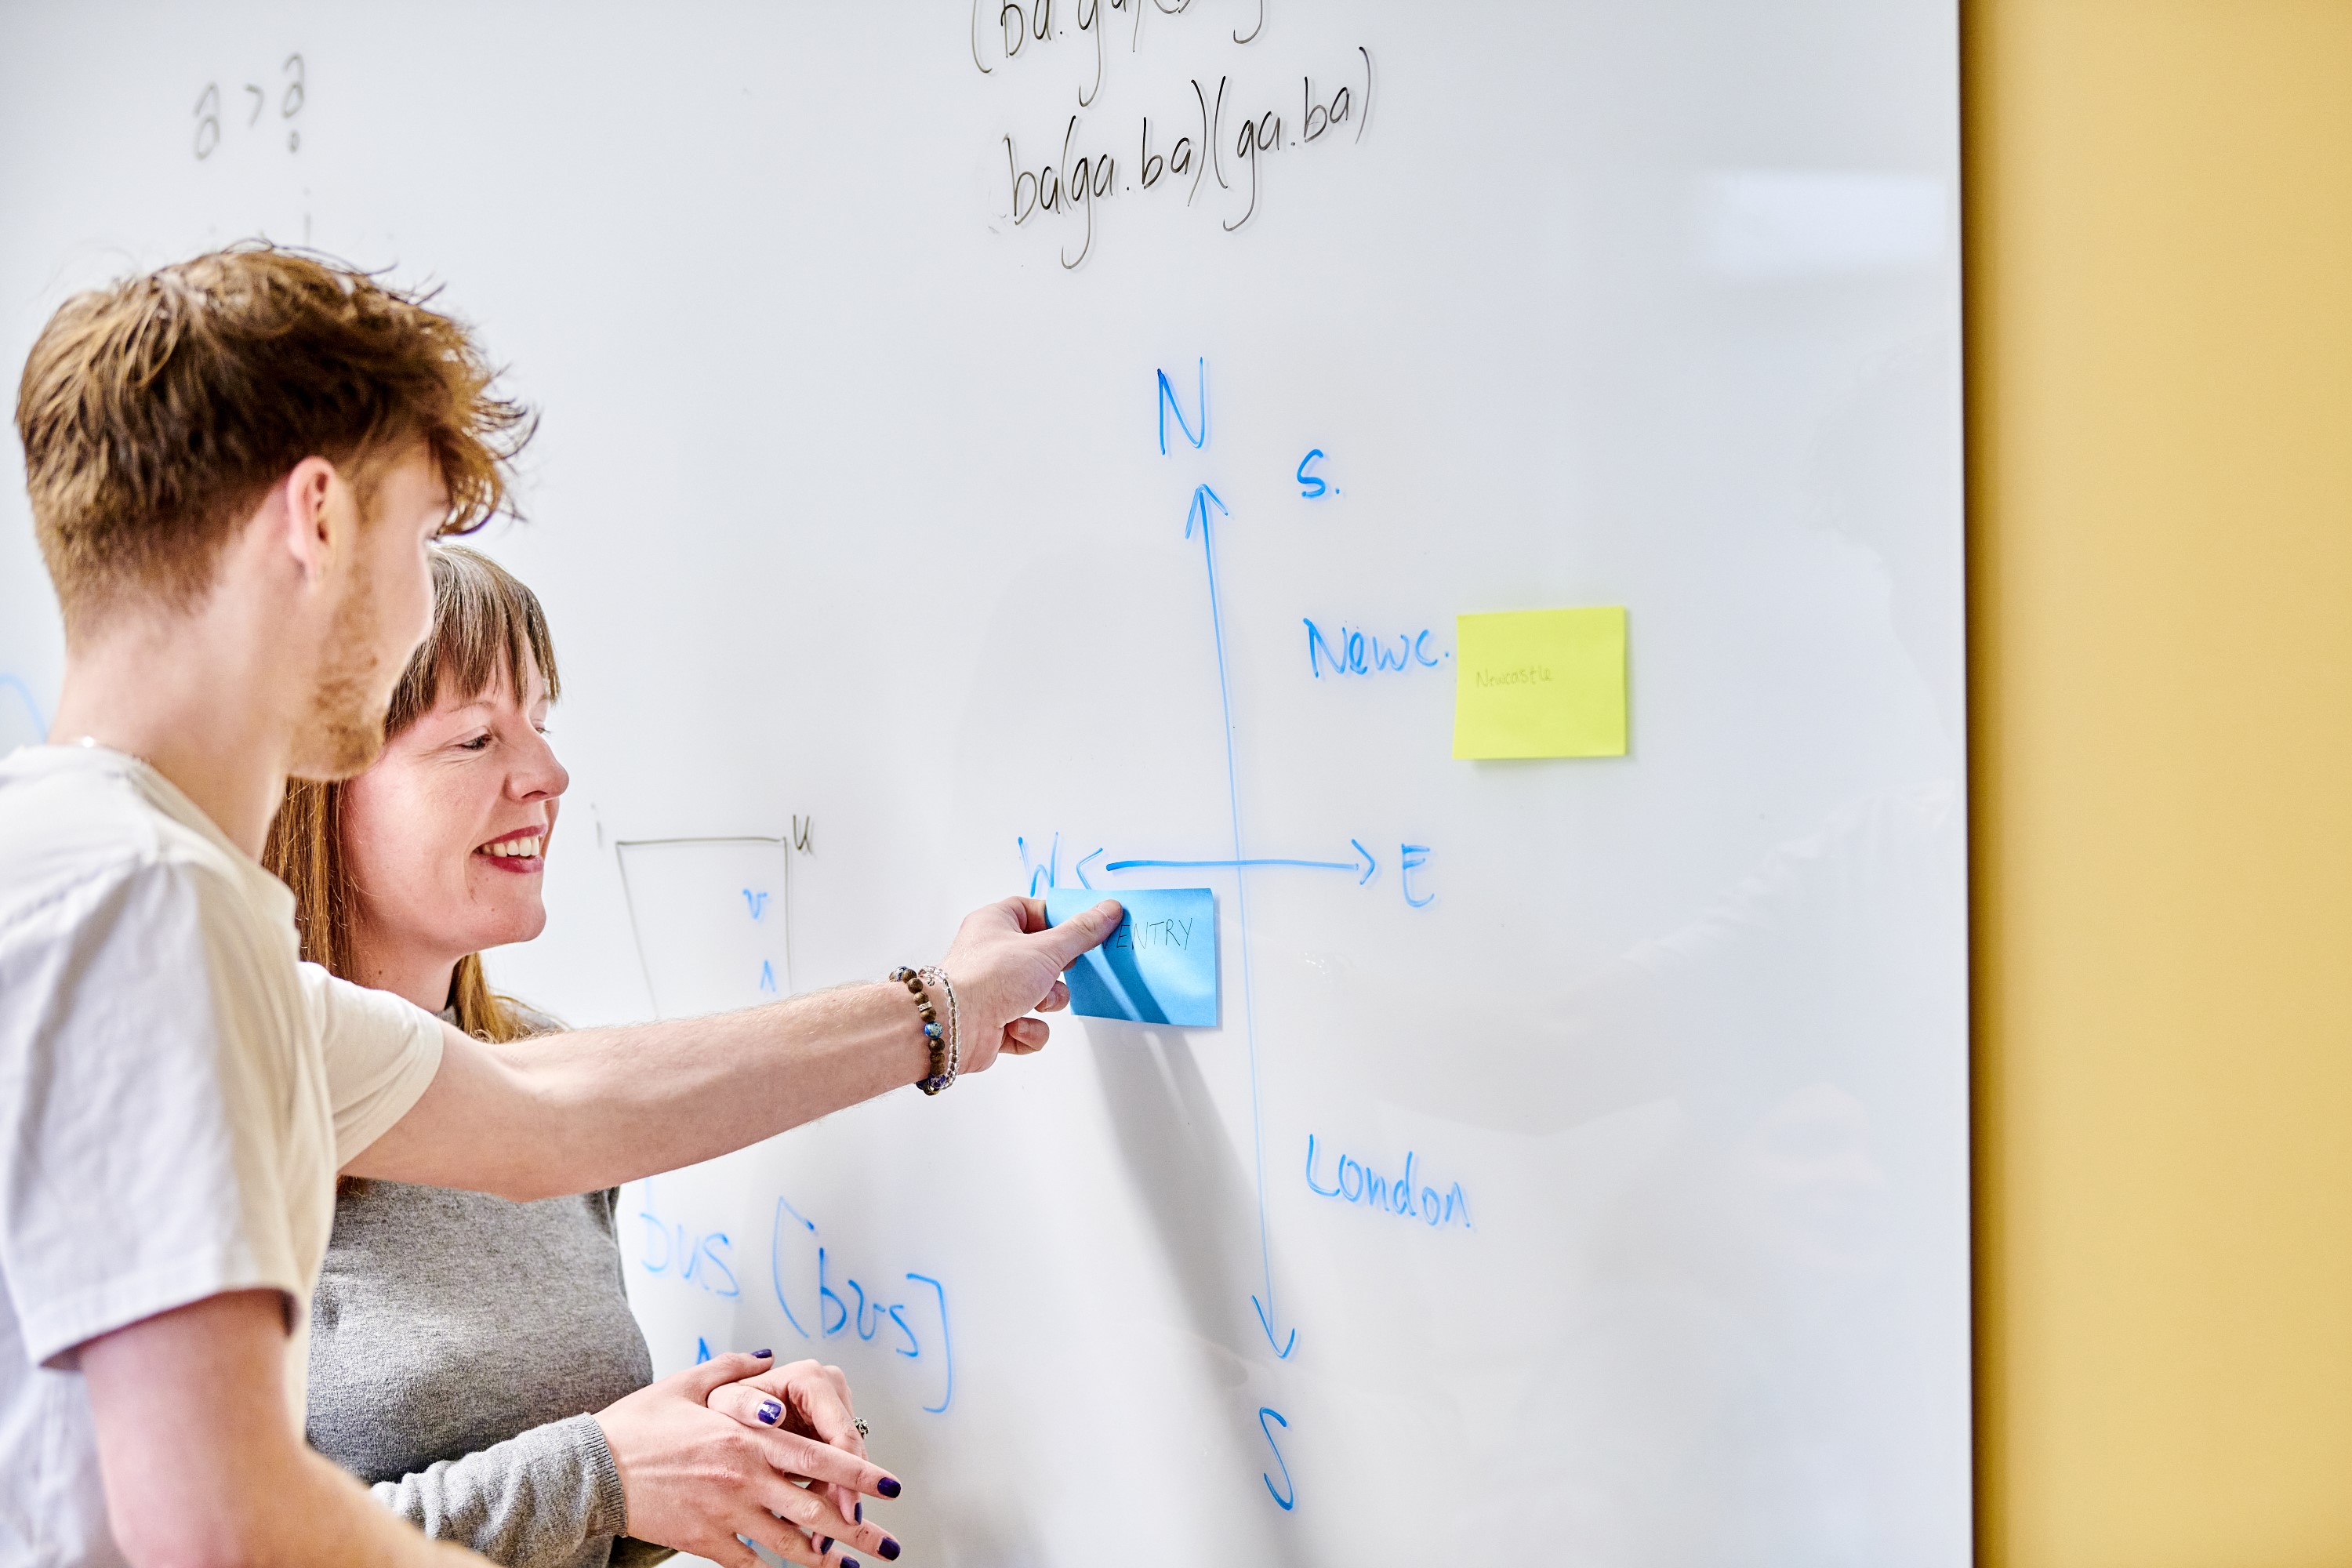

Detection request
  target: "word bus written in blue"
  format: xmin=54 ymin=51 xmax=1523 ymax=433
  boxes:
xmin=631 ymin=1182 xmax=955 ymax=1415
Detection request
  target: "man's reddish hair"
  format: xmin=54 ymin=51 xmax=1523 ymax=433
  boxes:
xmin=14 ymin=244 xmax=532 ymax=630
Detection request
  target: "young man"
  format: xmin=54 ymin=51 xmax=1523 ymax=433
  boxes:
xmin=0 ymin=248 xmax=1120 ymax=1567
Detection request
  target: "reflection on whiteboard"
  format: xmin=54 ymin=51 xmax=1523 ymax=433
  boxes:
xmin=615 ymin=837 xmax=790 ymax=1020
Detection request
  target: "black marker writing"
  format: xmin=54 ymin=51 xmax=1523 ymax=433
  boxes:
xmin=986 ymin=45 xmax=1374 ymax=267
xmin=193 ymin=52 xmax=304 ymax=161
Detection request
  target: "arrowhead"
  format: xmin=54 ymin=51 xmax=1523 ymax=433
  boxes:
xmin=1184 ymin=484 xmax=1229 ymax=539
xmin=1252 ymin=1294 xmax=1298 ymax=1359
xmin=1351 ymin=838 xmax=1377 ymax=884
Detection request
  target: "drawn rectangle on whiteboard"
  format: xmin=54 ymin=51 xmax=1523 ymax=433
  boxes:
xmin=1045 ymin=887 xmax=1218 ymax=1027
xmin=615 ymin=837 xmax=789 ymax=1019
xmin=1452 ymin=607 xmax=1628 ymax=759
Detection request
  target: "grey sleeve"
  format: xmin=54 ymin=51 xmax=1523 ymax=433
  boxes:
xmin=368 ymin=1412 xmax=630 ymax=1568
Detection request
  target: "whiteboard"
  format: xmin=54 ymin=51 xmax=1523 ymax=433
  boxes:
xmin=0 ymin=3 xmax=1971 ymax=1563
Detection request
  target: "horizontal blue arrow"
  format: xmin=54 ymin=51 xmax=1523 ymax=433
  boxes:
xmin=1107 ymin=839 xmax=1377 ymax=885
xmin=1108 ymin=856 xmax=1350 ymax=872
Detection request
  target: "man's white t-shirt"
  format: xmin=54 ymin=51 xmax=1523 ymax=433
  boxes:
xmin=0 ymin=744 xmax=445 ymax=1567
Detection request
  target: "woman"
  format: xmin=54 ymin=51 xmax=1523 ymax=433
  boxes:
xmin=265 ymin=546 xmax=898 ymax=1568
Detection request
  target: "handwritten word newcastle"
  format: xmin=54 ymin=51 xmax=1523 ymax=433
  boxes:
xmin=1473 ymin=664 xmax=1555 ymax=688
xmin=1305 ymin=619 xmax=1448 ymax=679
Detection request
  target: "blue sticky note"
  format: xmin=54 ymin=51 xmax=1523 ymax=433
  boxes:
xmin=1045 ymin=887 xmax=1218 ymax=1028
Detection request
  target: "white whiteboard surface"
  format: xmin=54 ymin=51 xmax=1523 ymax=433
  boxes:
xmin=0 ymin=4 xmax=1970 ymax=1563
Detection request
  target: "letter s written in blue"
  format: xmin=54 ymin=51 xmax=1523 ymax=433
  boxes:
xmin=702 ymin=1233 xmax=739 ymax=1299
xmin=1258 ymin=1407 xmax=1296 ymax=1510
xmin=1296 ymin=448 xmax=1327 ymax=499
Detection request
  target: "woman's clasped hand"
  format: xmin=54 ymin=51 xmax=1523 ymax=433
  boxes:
xmin=596 ymin=1350 xmax=902 ymax=1568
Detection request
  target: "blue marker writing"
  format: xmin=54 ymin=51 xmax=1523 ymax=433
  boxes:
xmin=1258 ymin=1407 xmax=1295 ymax=1510
xmin=1400 ymin=845 xmax=1434 ymax=909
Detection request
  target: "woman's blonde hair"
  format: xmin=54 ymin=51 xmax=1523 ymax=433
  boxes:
xmin=263 ymin=543 xmax=561 ymax=1044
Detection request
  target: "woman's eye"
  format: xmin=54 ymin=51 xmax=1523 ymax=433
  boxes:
xmin=458 ymin=734 xmax=493 ymax=752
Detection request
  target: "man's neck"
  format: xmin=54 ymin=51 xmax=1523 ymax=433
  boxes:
xmin=49 ymin=611 xmax=296 ymax=861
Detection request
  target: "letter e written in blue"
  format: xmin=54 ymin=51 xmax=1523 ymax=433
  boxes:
xmin=1401 ymin=845 xmax=1435 ymax=909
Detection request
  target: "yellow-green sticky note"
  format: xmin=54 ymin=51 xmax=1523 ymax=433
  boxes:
xmin=1453 ymin=607 xmax=1627 ymax=759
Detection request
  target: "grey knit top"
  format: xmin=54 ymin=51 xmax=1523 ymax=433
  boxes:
xmin=306 ymin=1010 xmax=667 ymax=1568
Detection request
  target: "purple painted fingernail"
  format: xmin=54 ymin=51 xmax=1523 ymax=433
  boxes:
xmin=855 ymin=1502 xmax=863 ymax=1523
xmin=818 ymin=1538 xmax=833 ymax=1554
xmin=877 ymin=1539 xmax=902 ymax=1562
xmin=843 ymin=1559 xmax=862 ymax=1568
xmin=752 ymin=1347 xmax=772 ymax=1359
xmin=756 ymin=1398 xmax=782 ymax=1425
xmin=876 ymin=1476 xmax=902 ymax=1498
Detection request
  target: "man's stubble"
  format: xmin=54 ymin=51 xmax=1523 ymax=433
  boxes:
xmin=287 ymin=553 xmax=395 ymax=783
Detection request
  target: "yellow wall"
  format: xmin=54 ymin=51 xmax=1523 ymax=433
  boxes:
xmin=1966 ymin=0 xmax=2352 ymax=1561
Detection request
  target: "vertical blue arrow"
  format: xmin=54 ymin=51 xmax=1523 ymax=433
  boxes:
xmin=1187 ymin=483 xmax=1297 ymax=1361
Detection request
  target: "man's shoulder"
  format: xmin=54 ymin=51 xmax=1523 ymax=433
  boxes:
xmin=0 ymin=747 xmax=270 ymax=942
xmin=296 ymin=963 xmax=445 ymax=1065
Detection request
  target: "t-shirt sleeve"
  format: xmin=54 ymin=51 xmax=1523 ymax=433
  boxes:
xmin=0 ymin=861 xmax=307 ymax=1369
xmin=301 ymin=964 xmax=445 ymax=1166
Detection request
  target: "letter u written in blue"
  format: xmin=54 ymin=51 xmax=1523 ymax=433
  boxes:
xmin=818 ymin=1247 xmax=848 ymax=1335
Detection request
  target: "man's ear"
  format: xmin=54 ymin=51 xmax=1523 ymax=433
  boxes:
xmin=275 ymin=456 xmax=343 ymax=584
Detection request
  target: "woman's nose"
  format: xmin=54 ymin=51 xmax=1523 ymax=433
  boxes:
xmin=512 ymin=731 xmax=571 ymax=801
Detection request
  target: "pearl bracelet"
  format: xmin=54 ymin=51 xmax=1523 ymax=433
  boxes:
xmin=919 ymin=965 xmax=960 ymax=1091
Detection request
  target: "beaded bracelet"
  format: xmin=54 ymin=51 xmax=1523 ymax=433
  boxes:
xmin=918 ymin=965 xmax=960 ymax=1091
xmin=888 ymin=966 xmax=952 ymax=1095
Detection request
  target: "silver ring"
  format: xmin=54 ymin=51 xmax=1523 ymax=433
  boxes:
xmin=854 ymin=1417 xmax=869 ymax=1439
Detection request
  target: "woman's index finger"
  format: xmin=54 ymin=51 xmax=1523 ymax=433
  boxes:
xmin=706 ymin=1384 xmax=897 ymax=1494
xmin=763 ymin=1427 xmax=899 ymax=1497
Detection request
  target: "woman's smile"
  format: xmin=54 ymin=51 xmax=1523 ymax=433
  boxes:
xmin=475 ymin=825 xmax=550 ymax=874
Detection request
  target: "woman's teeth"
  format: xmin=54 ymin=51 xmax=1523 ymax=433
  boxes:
xmin=482 ymin=837 xmax=543 ymax=858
